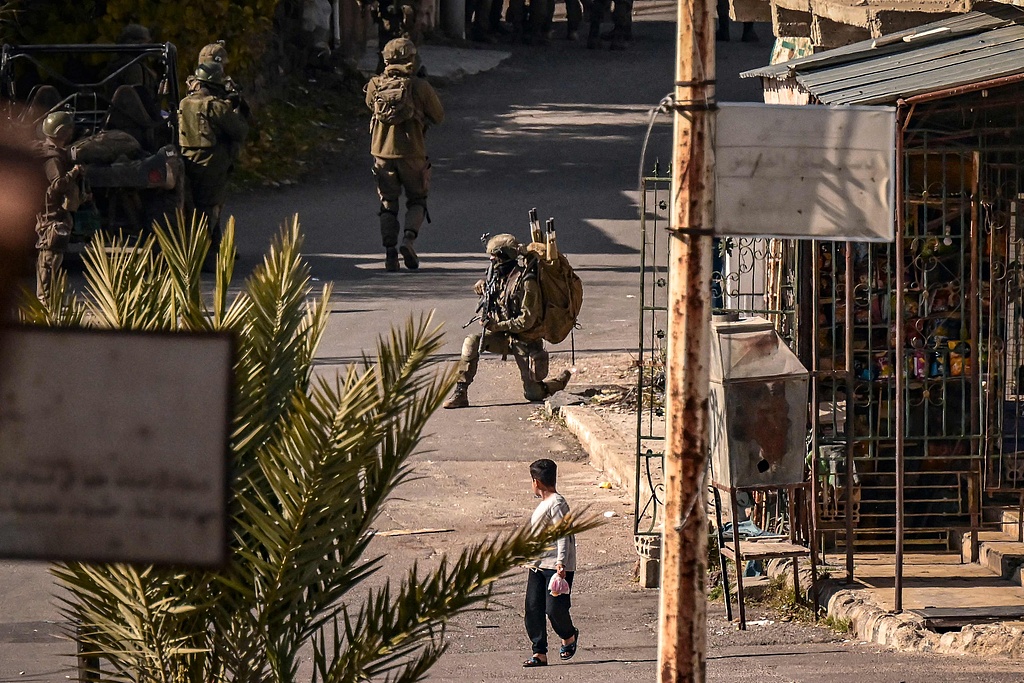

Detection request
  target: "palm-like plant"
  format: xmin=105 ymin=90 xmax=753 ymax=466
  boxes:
xmin=24 ymin=215 xmax=595 ymax=682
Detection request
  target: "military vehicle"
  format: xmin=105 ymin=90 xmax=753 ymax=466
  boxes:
xmin=0 ymin=41 xmax=185 ymax=243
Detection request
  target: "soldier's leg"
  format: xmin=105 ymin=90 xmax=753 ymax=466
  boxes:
xmin=455 ymin=333 xmax=483 ymax=386
xmin=610 ymin=0 xmax=632 ymax=47
xmin=508 ymin=0 xmax=526 ymax=39
xmin=490 ymin=0 xmax=509 ymax=32
xmin=397 ymin=157 xmax=431 ymax=269
xmin=471 ymin=0 xmax=495 ymax=39
xmin=513 ymin=350 xmax=548 ymax=402
xmin=565 ymin=0 xmax=583 ymax=37
xmin=715 ymin=0 xmax=730 ymax=40
xmin=373 ymin=157 xmax=402 ymax=271
xmin=587 ymin=0 xmax=608 ymax=47
xmin=446 ymin=331 xmax=512 ymax=408
xmin=529 ymin=0 xmax=551 ymax=41
xmin=35 ymin=249 xmax=63 ymax=300
xmin=515 ymin=341 xmax=570 ymax=401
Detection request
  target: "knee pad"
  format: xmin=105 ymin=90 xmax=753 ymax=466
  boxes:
xmin=462 ymin=333 xmax=482 ymax=358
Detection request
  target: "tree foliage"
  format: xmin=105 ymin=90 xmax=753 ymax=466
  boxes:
xmin=10 ymin=0 xmax=279 ymax=81
xmin=22 ymin=215 xmax=599 ymax=682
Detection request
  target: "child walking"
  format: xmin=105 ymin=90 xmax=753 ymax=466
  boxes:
xmin=523 ymin=458 xmax=579 ymax=667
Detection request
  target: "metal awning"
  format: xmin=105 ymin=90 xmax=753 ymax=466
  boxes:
xmin=742 ymin=4 xmax=1024 ymax=105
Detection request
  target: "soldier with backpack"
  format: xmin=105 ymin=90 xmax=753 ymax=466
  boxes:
xmin=443 ymin=225 xmax=582 ymax=409
xmin=178 ymin=60 xmax=249 ymax=256
xmin=365 ymin=37 xmax=444 ymax=272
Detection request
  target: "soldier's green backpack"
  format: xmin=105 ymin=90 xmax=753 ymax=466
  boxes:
xmin=371 ymin=72 xmax=416 ymax=125
xmin=525 ymin=243 xmax=584 ymax=344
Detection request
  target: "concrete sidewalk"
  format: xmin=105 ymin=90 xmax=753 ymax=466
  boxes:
xmin=358 ymin=40 xmax=512 ymax=84
xmin=552 ymin=352 xmax=1024 ymax=661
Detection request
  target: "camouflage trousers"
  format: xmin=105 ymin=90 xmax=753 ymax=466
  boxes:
xmin=456 ymin=331 xmax=568 ymax=402
xmin=35 ymin=218 xmax=71 ymax=300
xmin=372 ymin=156 xmax=431 ymax=248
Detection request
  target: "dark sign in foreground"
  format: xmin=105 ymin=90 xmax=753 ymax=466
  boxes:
xmin=0 ymin=326 xmax=232 ymax=566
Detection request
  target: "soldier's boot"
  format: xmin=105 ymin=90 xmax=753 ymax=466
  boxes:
xmin=543 ymin=369 xmax=573 ymax=396
xmin=443 ymin=382 xmax=470 ymax=409
xmin=400 ymin=230 xmax=419 ymax=270
xmin=385 ymin=247 xmax=400 ymax=272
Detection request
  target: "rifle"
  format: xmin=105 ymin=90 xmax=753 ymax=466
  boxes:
xmin=463 ymin=258 xmax=504 ymax=354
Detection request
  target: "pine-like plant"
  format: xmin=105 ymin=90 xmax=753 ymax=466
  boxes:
xmin=23 ymin=214 xmax=595 ymax=682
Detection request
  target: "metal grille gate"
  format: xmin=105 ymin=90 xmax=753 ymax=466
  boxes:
xmin=634 ymin=164 xmax=802 ymax=539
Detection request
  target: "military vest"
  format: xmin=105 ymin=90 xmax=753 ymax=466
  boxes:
xmin=179 ymin=93 xmax=218 ymax=149
xmin=39 ymin=142 xmax=79 ymax=224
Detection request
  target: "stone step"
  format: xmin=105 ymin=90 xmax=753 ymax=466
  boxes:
xmin=1000 ymin=507 xmax=1024 ymax=538
xmin=961 ymin=529 xmax=1024 ymax=586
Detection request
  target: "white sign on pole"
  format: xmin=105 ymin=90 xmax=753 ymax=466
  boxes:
xmin=715 ymin=102 xmax=897 ymax=242
xmin=0 ymin=326 xmax=232 ymax=566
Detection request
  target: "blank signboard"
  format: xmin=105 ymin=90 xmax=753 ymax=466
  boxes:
xmin=715 ymin=102 xmax=896 ymax=242
xmin=0 ymin=326 xmax=232 ymax=566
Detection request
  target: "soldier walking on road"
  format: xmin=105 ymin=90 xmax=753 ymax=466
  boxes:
xmin=178 ymin=60 xmax=248 ymax=255
xmin=443 ymin=234 xmax=571 ymax=408
xmin=35 ymin=111 xmax=84 ymax=300
xmin=365 ymin=38 xmax=444 ymax=272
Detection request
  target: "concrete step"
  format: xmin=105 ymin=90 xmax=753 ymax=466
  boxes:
xmin=1000 ymin=506 xmax=1024 ymax=538
xmin=961 ymin=529 xmax=1024 ymax=586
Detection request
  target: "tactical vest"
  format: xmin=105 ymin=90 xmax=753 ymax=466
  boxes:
xmin=39 ymin=142 xmax=79 ymax=222
xmin=178 ymin=93 xmax=218 ymax=149
xmin=498 ymin=263 xmax=539 ymax=330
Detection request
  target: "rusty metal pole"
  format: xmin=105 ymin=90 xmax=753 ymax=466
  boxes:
xmin=657 ymin=0 xmax=714 ymax=678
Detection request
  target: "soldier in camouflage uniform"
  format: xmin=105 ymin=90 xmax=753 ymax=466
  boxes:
xmin=444 ymin=234 xmax=572 ymax=409
xmin=365 ymin=38 xmax=443 ymax=272
xmin=35 ymin=111 xmax=84 ymax=299
xmin=178 ymin=61 xmax=249 ymax=251
xmin=187 ymin=42 xmax=252 ymax=123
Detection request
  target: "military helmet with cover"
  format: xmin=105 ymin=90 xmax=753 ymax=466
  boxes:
xmin=117 ymin=23 xmax=152 ymax=45
xmin=193 ymin=61 xmax=226 ymax=86
xmin=42 ymin=111 xmax=74 ymax=140
xmin=486 ymin=233 xmax=521 ymax=262
xmin=382 ymin=37 xmax=417 ymax=65
xmin=199 ymin=41 xmax=228 ymax=65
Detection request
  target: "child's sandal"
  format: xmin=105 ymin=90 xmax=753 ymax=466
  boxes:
xmin=559 ymin=628 xmax=579 ymax=661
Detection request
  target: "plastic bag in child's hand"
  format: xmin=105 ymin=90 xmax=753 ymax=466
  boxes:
xmin=548 ymin=574 xmax=570 ymax=597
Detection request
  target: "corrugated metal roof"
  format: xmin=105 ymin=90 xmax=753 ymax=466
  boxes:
xmin=740 ymin=5 xmax=1024 ymax=105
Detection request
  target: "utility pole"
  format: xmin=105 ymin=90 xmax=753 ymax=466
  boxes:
xmin=656 ymin=0 xmax=715 ymax=679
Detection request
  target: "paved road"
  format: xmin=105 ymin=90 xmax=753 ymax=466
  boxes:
xmin=226 ymin=1 xmax=769 ymax=362
xmin=7 ymin=7 xmax=1024 ymax=682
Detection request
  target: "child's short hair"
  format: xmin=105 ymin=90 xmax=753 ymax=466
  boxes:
xmin=530 ymin=459 xmax=557 ymax=488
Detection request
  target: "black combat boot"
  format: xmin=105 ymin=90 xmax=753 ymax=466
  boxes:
xmin=385 ymin=247 xmax=400 ymax=272
xmin=443 ymin=382 xmax=470 ymax=409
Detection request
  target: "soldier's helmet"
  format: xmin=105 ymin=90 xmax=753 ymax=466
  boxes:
xmin=117 ymin=23 xmax=152 ymax=45
xmin=199 ymin=41 xmax=227 ymax=66
xmin=486 ymin=234 xmax=521 ymax=262
xmin=382 ymin=37 xmax=417 ymax=65
xmin=42 ymin=111 xmax=74 ymax=139
xmin=194 ymin=61 xmax=227 ymax=86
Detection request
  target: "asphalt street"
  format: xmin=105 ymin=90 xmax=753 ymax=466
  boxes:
xmin=5 ymin=5 xmax=1024 ymax=681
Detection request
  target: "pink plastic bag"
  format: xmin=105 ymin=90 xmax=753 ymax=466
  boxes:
xmin=548 ymin=573 xmax=571 ymax=597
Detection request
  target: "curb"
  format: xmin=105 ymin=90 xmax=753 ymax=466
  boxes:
xmin=547 ymin=400 xmax=636 ymax=496
xmin=553 ymin=391 xmax=1024 ymax=660
xmin=763 ymin=560 xmax=1024 ymax=659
